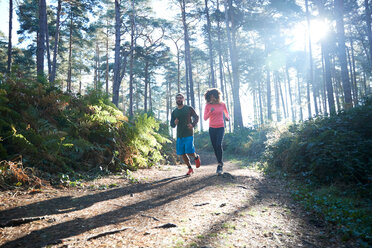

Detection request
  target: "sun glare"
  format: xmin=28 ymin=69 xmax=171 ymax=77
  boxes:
xmin=288 ymin=19 xmax=329 ymax=51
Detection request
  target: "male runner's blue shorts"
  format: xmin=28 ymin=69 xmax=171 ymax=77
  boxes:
xmin=176 ymin=136 xmax=195 ymax=155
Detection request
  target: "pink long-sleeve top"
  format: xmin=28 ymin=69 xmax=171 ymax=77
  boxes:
xmin=204 ymin=102 xmax=229 ymax=128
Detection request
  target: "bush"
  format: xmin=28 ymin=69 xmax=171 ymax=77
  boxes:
xmin=195 ymin=127 xmax=270 ymax=162
xmin=0 ymin=77 xmax=170 ymax=182
xmin=266 ymin=100 xmax=372 ymax=186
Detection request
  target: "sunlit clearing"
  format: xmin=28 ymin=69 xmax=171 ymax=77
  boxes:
xmin=288 ymin=19 xmax=329 ymax=51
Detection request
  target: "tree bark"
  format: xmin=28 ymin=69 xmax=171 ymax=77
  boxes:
xmin=274 ymin=72 xmax=281 ymax=122
xmin=224 ymin=0 xmax=243 ymax=128
xmin=335 ymin=0 xmax=352 ymax=109
xmin=365 ymin=0 xmax=372 ymax=70
xmin=50 ymin=0 xmax=61 ymax=83
xmin=204 ymin=0 xmax=215 ymax=87
xmin=278 ymin=74 xmax=287 ymax=119
xmin=258 ymin=80 xmax=264 ymax=126
xmin=37 ymin=0 xmax=47 ymax=78
xmin=216 ymin=0 xmax=225 ymax=99
xmin=106 ymin=17 xmax=109 ymax=95
xmin=112 ymin=0 xmax=121 ymax=106
xmin=180 ymin=0 xmax=195 ymax=107
xmin=144 ymin=60 xmax=149 ymax=112
xmin=321 ymin=51 xmax=328 ymax=115
xmin=94 ymin=41 xmax=98 ymax=90
xmin=7 ymin=0 xmax=13 ymax=73
xmin=317 ymin=0 xmax=335 ymax=114
xmin=45 ymin=12 xmax=51 ymax=77
xmin=305 ymin=0 xmax=317 ymax=117
xmin=67 ymin=12 xmax=73 ymax=91
xmin=297 ymin=70 xmax=303 ymax=121
xmin=129 ymin=0 xmax=136 ymax=116
xmin=350 ymin=37 xmax=358 ymax=105
xmin=285 ymin=65 xmax=295 ymax=121
xmin=266 ymin=69 xmax=272 ymax=122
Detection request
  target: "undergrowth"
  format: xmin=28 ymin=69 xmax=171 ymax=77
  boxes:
xmin=265 ymin=98 xmax=372 ymax=245
xmin=0 ymin=75 xmax=172 ymax=189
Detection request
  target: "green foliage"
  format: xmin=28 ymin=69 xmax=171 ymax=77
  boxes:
xmin=0 ymin=77 xmax=170 ymax=179
xmin=266 ymin=100 xmax=372 ymax=185
xmin=195 ymin=127 xmax=270 ymax=162
xmin=291 ymin=183 xmax=371 ymax=246
xmin=263 ymin=100 xmax=372 ymax=245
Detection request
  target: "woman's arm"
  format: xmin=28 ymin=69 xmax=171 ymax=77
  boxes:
xmin=204 ymin=104 xmax=211 ymax=121
xmin=223 ymin=103 xmax=230 ymax=121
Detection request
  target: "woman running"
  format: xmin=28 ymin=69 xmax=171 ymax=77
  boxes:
xmin=203 ymin=88 xmax=229 ymax=175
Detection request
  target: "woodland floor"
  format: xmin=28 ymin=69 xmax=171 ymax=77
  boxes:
xmin=0 ymin=152 xmax=352 ymax=248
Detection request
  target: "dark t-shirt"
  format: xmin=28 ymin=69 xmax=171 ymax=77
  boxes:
xmin=170 ymin=105 xmax=199 ymax=138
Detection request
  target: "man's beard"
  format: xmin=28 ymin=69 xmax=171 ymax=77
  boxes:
xmin=176 ymin=100 xmax=183 ymax=106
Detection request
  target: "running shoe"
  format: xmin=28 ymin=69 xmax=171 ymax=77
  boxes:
xmin=216 ymin=164 xmax=223 ymax=175
xmin=186 ymin=168 xmax=194 ymax=176
xmin=195 ymin=155 xmax=201 ymax=168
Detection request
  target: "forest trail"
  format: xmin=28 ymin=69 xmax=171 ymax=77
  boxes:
xmin=0 ymin=152 xmax=345 ymax=248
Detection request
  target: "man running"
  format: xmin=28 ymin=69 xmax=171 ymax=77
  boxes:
xmin=170 ymin=93 xmax=201 ymax=176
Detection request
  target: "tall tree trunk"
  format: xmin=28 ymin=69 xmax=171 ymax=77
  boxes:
xmin=278 ymin=75 xmax=287 ymax=119
xmin=365 ymin=0 xmax=372 ymax=69
xmin=274 ymin=72 xmax=281 ymax=122
xmin=297 ymin=70 xmax=303 ymax=121
xmin=129 ymin=0 xmax=135 ymax=116
xmin=37 ymin=0 xmax=47 ymax=78
xmin=305 ymin=0 xmax=318 ymax=117
xmin=144 ymin=60 xmax=149 ymax=112
xmin=253 ymin=90 xmax=258 ymax=125
xmin=216 ymin=0 xmax=225 ymax=99
xmin=285 ymin=65 xmax=295 ymax=121
xmin=362 ymin=71 xmax=368 ymax=96
xmin=106 ymin=18 xmax=109 ymax=95
xmin=283 ymin=70 xmax=289 ymax=119
xmin=180 ymin=0 xmax=195 ymax=107
xmin=169 ymin=37 xmax=181 ymax=92
xmin=258 ymin=80 xmax=264 ymax=126
xmin=223 ymin=59 xmax=232 ymax=132
xmin=7 ymin=0 xmax=13 ymax=73
xmin=204 ymin=0 xmax=215 ymax=87
xmin=317 ymin=0 xmax=335 ymax=114
xmin=149 ymin=81 xmax=153 ymax=111
xmin=266 ymin=69 xmax=272 ymax=122
xmin=67 ymin=13 xmax=73 ymax=91
xmin=50 ymin=0 xmax=61 ymax=83
xmin=112 ymin=0 xmax=121 ymax=106
xmin=321 ymin=51 xmax=328 ymax=115
xmin=45 ymin=14 xmax=51 ymax=77
xmin=94 ymin=42 xmax=98 ymax=90
xmin=346 ymin=46 xmax=356 ymax=105
xmin=349 ymin=36 xmax=358 ymax=105
xmin=265 ymin=42 xmax=272 ymax=122
xmin=335 ymin=0 xmax=353 ymax=109
xmin=197 ymin=74 xmax=203 ymax=131
xmin=224 ymin=0 xmax=243 ymax=128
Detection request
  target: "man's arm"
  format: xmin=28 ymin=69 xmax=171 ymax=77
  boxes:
xmin=170 ymin=111 xmax=176 ymax=128
xmin=190 ymin=107 xmax=199 ymax=127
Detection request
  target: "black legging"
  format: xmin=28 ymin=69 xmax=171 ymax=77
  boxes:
xmin=209 ymin=127 xmax=225 ymax=164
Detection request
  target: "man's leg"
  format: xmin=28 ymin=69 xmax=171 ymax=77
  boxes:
xmin=182 ymin=154 xmax=194 ymax=175
xmin=182 ymin=154 xmax=192 ymax=167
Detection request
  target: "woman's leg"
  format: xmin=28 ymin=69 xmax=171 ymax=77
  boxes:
xmin=215 ymin=127 xmax=225 ymax=164
xmin=209 ymin=128 xmax=219 ymax=161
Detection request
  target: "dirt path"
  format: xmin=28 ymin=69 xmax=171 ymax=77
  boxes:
xmin=0 ymin=152 xmax=346 ymax=248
